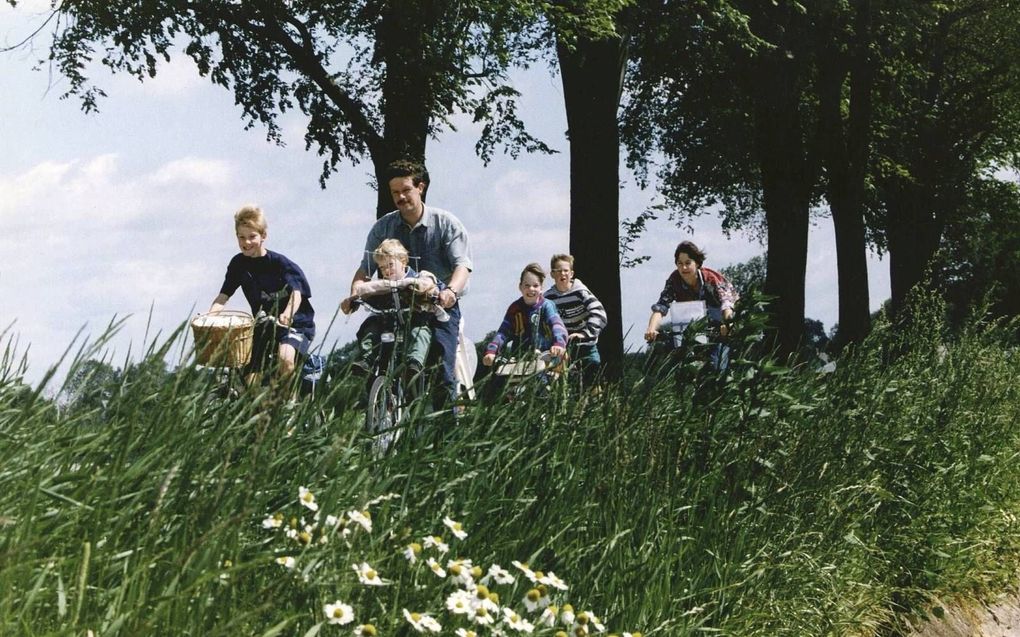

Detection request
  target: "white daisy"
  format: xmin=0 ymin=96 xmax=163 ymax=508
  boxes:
xmin=298 ymin=486 xmax=319 ymax=511
xmin=511 ymin=560 xmax=536 ymax=581
xmin=443 ymin=516 xmax=468 ymax=540
xmin=538 ymin=605 xmax=558 ymax=627
xmin=455 ymin=629 xmax=478 ymax=637
xmin=523 ymin=588 xmax=550 ymax=612
xmin=352 ymin=562 xmax=387 ymax=586
xmin=538 ymin=571 xmax=568 ymax=591
xmin=423 ymin=535 xmax=449 ymax=554
xmin=502 ymin=608 xmax=535 ymax=633
xmin=323 ymin=600 xmax=354 ymax=625
xmin=403 ymin=609 xmax=441 ymax=633
xmin=262 ymin=513 xmax=283 ymax=529
xmin=353 ymin=624 xmax=378 ymax=636
xmin=324 ymin=514 xmax=340 ymax=527
xmin=447 ymin=558 xmax=475 ymax=585
xmin=275 ymin=556 xmax=296 ymax=569
xmin=561 ymin=604 xmax=575 ymax=625
xmin=426 ymin=556 xmax=446 ymax=578
xmin=446 ymin=589 xmax=474 ymax=615
xmin=347 ymin=509 xmax=373 ymax=532
xmin=403 ymin=542 xmax=422 ymax=563
xmin=484 ymin=564 xmax=516 ymax=585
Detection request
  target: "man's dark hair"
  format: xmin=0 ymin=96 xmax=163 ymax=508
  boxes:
xmin=674 ymin=241 xmax=707 ymax=266
xmin=384 ymin=159 xmax=430 ymax=192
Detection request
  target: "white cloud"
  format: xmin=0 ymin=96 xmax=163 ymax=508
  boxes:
xmin=150 ymin=157 xmax=233 ymax=188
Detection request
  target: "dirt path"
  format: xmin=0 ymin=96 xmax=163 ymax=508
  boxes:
xmin=907 ymin=594 xmax=1020 ymax=636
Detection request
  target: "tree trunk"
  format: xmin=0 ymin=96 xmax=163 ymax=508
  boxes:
xmin=557 ymin=32 xmax=627 ymax=380
xmin=818 ymin=0 xmax=874 ymax=350
xmin=753 ymin=52 xmax=812 ymax=358
xmin=374 ymin=1 xmax=432 ymax=217
xmin=884 ymin=179 xmax=942 ymax=318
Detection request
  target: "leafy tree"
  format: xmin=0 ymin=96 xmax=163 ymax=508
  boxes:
xmin=720 ymin=254 xmax=767 ymax=298
xmin=554 ymin=1 xmax=631 ymax=379
xmin=870 ymin=1 xmax=1020 ymax=318
xmin=6 ymin=0 xmax=567 ymax=215
xmin=622 ymin=1 xmax=822 ymax=357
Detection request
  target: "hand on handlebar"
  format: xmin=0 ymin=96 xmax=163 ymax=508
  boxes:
xmin=340 ymin=295 xmax=360 ymax=314
xmin=549 ymin=345 xmax=566 ymax=359
xmin=438 ymin=288 xmax=457 ymax=309
xmin=482 ymin=352 xmax=496 ymax=367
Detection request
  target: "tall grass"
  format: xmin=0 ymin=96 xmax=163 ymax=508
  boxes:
xmin=1 ymin=300 xmax=1019 ymax=635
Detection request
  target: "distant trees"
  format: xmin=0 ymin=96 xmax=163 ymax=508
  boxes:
xmin=8 ymin=0 xmax=1020 ymax=368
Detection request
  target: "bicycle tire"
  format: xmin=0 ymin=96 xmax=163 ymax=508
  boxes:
xmin=366 ymin=376 xmax=403 ymax=449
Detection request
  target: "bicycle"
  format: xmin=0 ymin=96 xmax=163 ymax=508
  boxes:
xmin=486 ymin=347 xmax=567 ymax=404
xmin=349 ymin=281 xmax=445 ymax=452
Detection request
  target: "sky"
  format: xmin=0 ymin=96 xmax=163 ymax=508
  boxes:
xmin=0 ymin=2 xmax=890 ymax=389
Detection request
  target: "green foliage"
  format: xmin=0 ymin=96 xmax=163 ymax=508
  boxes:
xmin=2 ymin=304 xmax=1020 ymax=635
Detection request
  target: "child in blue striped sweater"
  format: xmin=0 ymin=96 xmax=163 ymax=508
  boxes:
xmin=482 ymin=263 xmax=568 ymax=367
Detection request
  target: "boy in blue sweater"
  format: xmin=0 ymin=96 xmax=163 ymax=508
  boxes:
xmin=209 ymin=205 xmax=315 ymax=382
xmin=482 ymin=263 xmax=568 ymax=367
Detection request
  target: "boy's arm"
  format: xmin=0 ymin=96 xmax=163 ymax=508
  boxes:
xmin=209 ymin=293 xmax=230 ymax=313
xmin=578 ymin=288 xmax=608 ymax=341
xmin=482 ymin=307 xmax=515 ymax=365
xmin=546 ymin=304 xmax=569 ymax=355
xmin=279 ymin=290 xmax=301 ymax=327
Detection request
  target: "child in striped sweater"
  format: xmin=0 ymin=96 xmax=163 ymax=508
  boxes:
xmin=544 ymin=253 xmax=607 ymax=385
xmin=482 ymin=263 xmax=568 ymax=367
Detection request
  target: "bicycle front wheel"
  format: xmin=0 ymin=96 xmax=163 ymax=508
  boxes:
xmin=366 ymin=376 xmax=403 ymax=449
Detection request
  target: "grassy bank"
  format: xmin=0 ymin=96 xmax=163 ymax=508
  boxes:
xmin=1 ymin=304 xmax=1019 ymax=636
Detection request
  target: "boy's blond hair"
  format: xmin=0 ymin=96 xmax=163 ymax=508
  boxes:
xmin=373 ymin=238 xmax=410 ymax=265
xmin=520 ymin=262 xmax=546 ymax=284
xmin=234 ymin=205 xmax=267 ymax=235
xmin=550 ymin=253 xmax=574 ymax=271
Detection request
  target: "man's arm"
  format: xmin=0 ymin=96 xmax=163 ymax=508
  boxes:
xmin=341 ymin=267 xmax=373 ymax=314
xmin=438 ymin=265 xmax=470 ymax=309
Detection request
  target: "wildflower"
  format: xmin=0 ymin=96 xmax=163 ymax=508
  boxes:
xmin=298 ymin=486 xmax=319 ymax=512
xmin=443 ymin=516 xmax=468 ymax=540
xmin=423 ymin=535 xmax=449 ymax=554
xmin=348 ymin=509 xmax=373 ymax=532
xmin=511 ymin=560 xmax=536 ymax=581
xmin=403 ymin=609 xmax=441 ymax=633
xmin=297 ymin=530 xmax=312 ymax=545
xmin=448 ymin=558 xmax=475 ymax=585
xmin=538 ymin=605 xmax=558 ymax=627
xmin=275 ymin=556 xmax=296 ymax=569
xmin=446 ymin=590 xmax=474 ymax=615
xmin=426 ymin=557 xmax=446 ymax=578
xmin=354 ymin=625 xmax=378 ymax=636
xmin=471 ymin=565 xmax=483 ymax=580
xmin=484 ymin=564 xmax=515 ymax=585
xmin=285 ymin=527 xmax=299 ymax=541
xmin=554 ymin=632 xmax=568 ymax=637
xmin=323 ymin=600 xmax=354 ymax=625
xmin=455 ymin=629 xmax=478 ymax=637
xmin=539 ymin=571 xmax=568 ymax=591
xmin=324 ymin=514 xmax=340 ymax=527
xmin=623 ymin=633 xmax=644 ymax=637
xmin=523 ymin=588 xmax=550 ymax=612
xmin=503 ymin=608 xmax=535 ymax=633
xmin=262 ymin=512 xmax=283 ymax=529
xmin=472 ymin=605 xmax=495 ymax=626
xmin=353 ymin=562 xmax=387 ymax=586
xmin=561 ymin=604 xmax=575 ymax=625
xmin=404 ymin=542 xmax=422 ymax=563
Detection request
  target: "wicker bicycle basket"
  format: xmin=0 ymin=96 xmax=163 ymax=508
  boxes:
xmin=191 ymin=310 xmax=254 ymax=367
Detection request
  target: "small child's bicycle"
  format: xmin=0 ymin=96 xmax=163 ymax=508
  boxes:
xmin=350 ymin=281 xmax=443 ymax=452
xmin=488 ymin=348 xmax=567 ymax=403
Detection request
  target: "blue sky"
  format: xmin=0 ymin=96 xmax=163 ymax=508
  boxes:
xmin=0 ymin=2 xmax=890 ymax=387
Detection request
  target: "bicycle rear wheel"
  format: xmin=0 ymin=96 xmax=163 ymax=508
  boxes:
xmin=366 ymin=376 xmax=403 ymax=452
